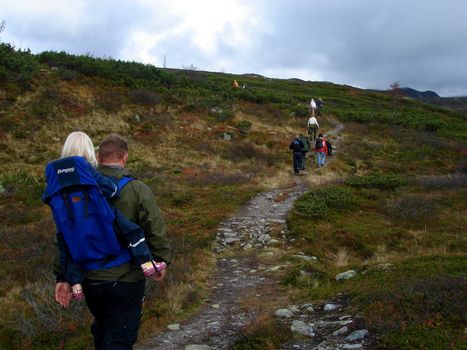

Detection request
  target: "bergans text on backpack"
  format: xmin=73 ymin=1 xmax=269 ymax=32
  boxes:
xmin=42 ymin=156 xmax=132 ymax=270
xmin=315 ymin=138 xmax=323 ymax=149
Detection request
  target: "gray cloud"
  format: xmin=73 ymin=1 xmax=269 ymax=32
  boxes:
xmin=1 ymin=0 xmax=466 ymax=96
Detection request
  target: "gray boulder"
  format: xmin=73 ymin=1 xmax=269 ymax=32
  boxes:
xmin=345 ymin=329 xmax=369 ymax=341
xmin=274 ymin=309 xmax=294 ymax=318
xmin=291 ymin=320 xmax=315 ymax=337
xmin=335 ymin=270 xmax=357 ymax=281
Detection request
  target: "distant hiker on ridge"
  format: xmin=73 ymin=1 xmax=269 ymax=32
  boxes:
xmin=315 ymin=133 xmax=327 ymax=168
xmin=309 ymin=98 xmax=317 ymax=116
xmin=325 ymin=134 xmax=333 ymax=157
xmin=299 ymin=133 xmax=311 ymax=171
xmin=307 ymin=114 xmax=319 ymax=141
xmin=289 ymin=135 xmax=305 ymax=175
xmin=316 ymin=97 xmax=324 ymax=116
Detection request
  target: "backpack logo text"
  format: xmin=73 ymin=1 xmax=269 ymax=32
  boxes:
xmin=57 ymin=167 xmax=75 ymax=174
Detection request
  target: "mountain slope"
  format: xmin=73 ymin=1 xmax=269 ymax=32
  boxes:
xmin=0 ymin=44 xmax=465 ymax=350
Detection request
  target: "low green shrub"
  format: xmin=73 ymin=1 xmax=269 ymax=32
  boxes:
xmin=56 ymin=68 xmax=77 ymax=81
xmin=294 ymin=197 xmax=328 ymax=218
xmin=215 ymin=110 xmax=235 ymax=122
xmin=0 ymin=171 xmax=45 ymax=206
xmin=290 ymin=103 xmax=309 ymax=117
xmin=315 ymin=186 xmax=355 ymax=209
xmin=235 ymin=120 xmax=252 ymax=133
xmin=293 ymin=186 xmax=355 ymax=219
xmin=346 ymin=172 xmax=407 ymax=189
xmin=0 ymin=43 xmax=39 ymax=87
xmin=283 ymin=263 xmax=330 ymax=288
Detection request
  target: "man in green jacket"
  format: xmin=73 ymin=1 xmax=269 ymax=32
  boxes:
xmin=54 ymin=134 xmax=172 ymax=350
xmin=298 ymin=133 xmax=311 ymax=171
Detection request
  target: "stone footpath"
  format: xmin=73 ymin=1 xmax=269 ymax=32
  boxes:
xmin=136 ymin=118 xmax=366 ymax=350
xmin=137 ymin=179 xmax=307 ymax=350
xmin=276 ymin=294 xmax=373 ymax=350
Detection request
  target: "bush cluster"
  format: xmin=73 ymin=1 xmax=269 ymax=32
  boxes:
xmin=346 ymin=172 xmax=407 ymax=190
xmin=0 ymin=43 xmax=39 ymax=89
xmin=38 ymin=51 xmax=177 ymax=89
xmin=235 ymin=120 xmax=252 ymax=133
xmin=293 ymin=186 xmax=355 ymax=218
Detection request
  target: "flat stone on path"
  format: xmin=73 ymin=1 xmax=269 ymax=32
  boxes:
xmin=184 ymin=345 xmax=211 ymax=350
xmin=268 ymin=265 xmax=283 ymax=272
xmin=167 ymin=323 xmax=180 ymax=331
xmin=341 ymin=344 xmax=363 ymax=349
xmin=332 ymin=325 xmax=349 ymax=336
xmin=323 ymin=303 xmax=339 ymax=311
xmin=345 ymin=329 xmax=368 ymax=341
xmin=224 ymin=237 xmax=239 ymax=244
xmin=290 ymin=320 xmax=315 ymax=337
xmin=275 ymin=309 xmax=294 ymax=318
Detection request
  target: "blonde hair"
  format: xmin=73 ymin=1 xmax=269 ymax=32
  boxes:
xmin=61 ymin=131 xmax=98 ymax=167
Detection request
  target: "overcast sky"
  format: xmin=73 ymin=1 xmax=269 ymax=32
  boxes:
xmin=1 ymin=0 xmax=467 ymax=96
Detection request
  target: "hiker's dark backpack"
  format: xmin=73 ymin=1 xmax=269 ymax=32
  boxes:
xmin=289 ymin=139 xmax=302 ymax=152
xmin=315 ymin=138 xmax=324 ymax=149
xmin=42 ymin=156 xmax=132 ymax=270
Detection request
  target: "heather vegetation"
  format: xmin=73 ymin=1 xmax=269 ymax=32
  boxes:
xmin=0 ymin=43 xmax=466 ymax=349
xmin=285 ymin=122 xmax=466 ymax=349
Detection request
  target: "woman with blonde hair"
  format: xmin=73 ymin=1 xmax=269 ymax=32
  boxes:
xmin=61 ymin=131 xmax=98 ymax=167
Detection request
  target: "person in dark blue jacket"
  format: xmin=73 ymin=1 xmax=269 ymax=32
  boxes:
xmin=289 ymin=136 xmax=305 ymax=175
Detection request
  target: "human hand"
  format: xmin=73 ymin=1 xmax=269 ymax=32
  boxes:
xmin=151 ymin=268 xmax=166 ymax=281
xmin=55 ymin=282 xmax=72 ymax=309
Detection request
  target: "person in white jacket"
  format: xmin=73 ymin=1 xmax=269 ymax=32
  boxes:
xmin=307 ymin=115 xmax=319 ymax=141
xmin=309 ymin=98 xmax=317 ymax=116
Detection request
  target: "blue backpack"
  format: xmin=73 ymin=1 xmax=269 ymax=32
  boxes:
xmin=42 ymin=156 xmax=132 ymax=270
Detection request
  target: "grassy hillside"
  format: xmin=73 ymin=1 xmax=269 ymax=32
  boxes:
xmin=0 ymin=43 xmax=465 ymax=349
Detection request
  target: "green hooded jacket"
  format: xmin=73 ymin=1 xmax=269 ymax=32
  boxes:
xmin=299 ymin=135 xmax=311 ymax=152
xmin=53 ymin=165 xmax=172 ymax=283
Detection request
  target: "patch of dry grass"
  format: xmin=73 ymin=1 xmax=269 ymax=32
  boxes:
xmin=334 ymin=248 xmax=351 ymax=267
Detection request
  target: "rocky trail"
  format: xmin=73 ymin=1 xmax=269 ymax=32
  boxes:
xmin=138 ymin=119 xmax=374 ymax=349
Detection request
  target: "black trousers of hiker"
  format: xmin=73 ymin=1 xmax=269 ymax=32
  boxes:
xmin=293 ymin=152 xmax=302 ymax=174
xmin=83 ymin=279 xmax=146 ymax=350
xmin=300 ymin=151 xmax=307 ymax=170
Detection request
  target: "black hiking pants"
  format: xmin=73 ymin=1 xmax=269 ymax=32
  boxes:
xmin=300 ymin=151 xmax=307 ymax=170
xmin=293 ymin=152 xmax=302 ymax=174
xmin=84 ymin=279 xmax=146 ymax=350
xmin=308 ymin=125 xmax=318 ymax=141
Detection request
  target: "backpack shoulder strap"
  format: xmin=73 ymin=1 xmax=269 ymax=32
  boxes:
xmin=117 ymin=176 xmax=136 ymax=191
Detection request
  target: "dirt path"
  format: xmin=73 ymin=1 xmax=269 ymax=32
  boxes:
xmin=137 ymin=179 xmax=308 ymax=350
xmin=136 ymin=117 xmax=376 ymax=350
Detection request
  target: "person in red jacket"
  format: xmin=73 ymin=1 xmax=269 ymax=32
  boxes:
xmin=315 ymin=133 xmax=327 ymax=168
